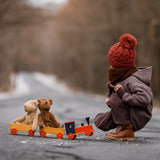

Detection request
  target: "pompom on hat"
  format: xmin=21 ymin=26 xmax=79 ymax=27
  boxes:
xmin=108 ymin=34 xmax=137 ymax=68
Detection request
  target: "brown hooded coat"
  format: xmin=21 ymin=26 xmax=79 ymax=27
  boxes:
xmin=94 ymin=67 xmax=153 ymax=132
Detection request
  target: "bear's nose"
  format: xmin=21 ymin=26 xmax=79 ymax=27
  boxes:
xmin=24 ymin=105 xmax=26 ymax=108
xmin=45 ymin=101 xmax=48 ymax=104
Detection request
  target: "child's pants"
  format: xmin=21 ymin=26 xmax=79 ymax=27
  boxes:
xmin=94 ymin=93 xmax=131 ymax=131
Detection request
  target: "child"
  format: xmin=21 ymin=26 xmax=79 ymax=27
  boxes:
xmin=94 ymin=34 xmax=153 ymax=140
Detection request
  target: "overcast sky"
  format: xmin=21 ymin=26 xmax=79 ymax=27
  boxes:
xmin=28 ymin=0 xmax=67 ymax=7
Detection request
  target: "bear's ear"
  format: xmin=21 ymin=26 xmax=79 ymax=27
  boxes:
xmin=35 ymin=99 xmax=39 ymax=106
xmin=49 ymin=99 xmax=53 ymax=105
xmin=37 ymin=99 xmax=40 ymax=105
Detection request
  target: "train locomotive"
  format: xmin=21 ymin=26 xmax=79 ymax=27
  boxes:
xmin=64 ymin=117 xmax=93 ymax=140
xmin=10 ymin=117 xmax=94 ymax=140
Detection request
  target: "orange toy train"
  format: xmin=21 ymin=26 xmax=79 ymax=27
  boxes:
xmin=10 ymin=117 xmax=94 ymax=140
xmin=64 ymin=117 xmax=93 ymax=140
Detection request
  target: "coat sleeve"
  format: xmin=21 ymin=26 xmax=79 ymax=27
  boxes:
xmin=117 ymin=77 xmax=153 ymax=108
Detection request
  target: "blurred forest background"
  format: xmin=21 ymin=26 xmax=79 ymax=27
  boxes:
xmin=0 ymin=0 xmax=160 ymax=104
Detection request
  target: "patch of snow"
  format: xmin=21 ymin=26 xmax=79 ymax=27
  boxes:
xmin=33 ymin=72 xmax=71 ymax=93
xmin=20 ymin=141 xmax=27 ymax=144
xmin=33 ymin=72 xmax=106 ymax=102
xmin=0 ymin=74 xmax=30 ymax=100
xmin=0 ymin=71 xmax=105 ymax=102
xmin=14 ymin=74 xmax=30 ymax=95
xmin=28 ymin=0 xmax=67 ymax=7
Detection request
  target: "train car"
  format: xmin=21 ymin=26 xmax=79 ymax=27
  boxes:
xmin=39 ymin=127 xmax=65 ymax=139
xmin=10 ymin=123 xmax=35 ymax=136
xmin=64 ymin=117 xmax=94 ymax=140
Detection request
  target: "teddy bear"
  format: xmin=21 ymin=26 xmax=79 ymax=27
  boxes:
xmin=13 ymin=100 xmax=38 ymax=131
xmin=37 ymin=98 xmax=60 ymax=128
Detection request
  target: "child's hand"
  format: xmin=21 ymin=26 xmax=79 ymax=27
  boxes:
xmin=114 ymin=84 xmax=123 ymax=92
xmin=106 ymin=98 xmax=110 ymax=106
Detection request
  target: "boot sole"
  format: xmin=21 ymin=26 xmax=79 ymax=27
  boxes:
xmin=105 ymin=135 xmax=134 ymax=141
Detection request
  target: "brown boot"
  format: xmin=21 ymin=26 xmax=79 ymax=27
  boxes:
xmin=106 ymin=125 xmax=124 ymax=136
xmin=105 ymin=124 xmax=134 ymax=140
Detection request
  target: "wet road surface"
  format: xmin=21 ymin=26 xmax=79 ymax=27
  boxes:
xmin=0 ymin=72 xmax=160 ymax=160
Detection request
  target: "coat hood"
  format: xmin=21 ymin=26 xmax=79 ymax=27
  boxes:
xmin=132 ymin=66 xmax=152 ymax=86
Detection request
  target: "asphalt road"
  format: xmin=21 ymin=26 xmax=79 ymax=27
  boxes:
xmin=0 ymin=72 xmax=160 ymax=160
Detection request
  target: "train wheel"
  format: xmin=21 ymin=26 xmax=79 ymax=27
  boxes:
xmin=11 ymin=128 xmax=17 ymax=135
xmin=68 ymin=133 xmax=76 ymax=140
xmin=28 ymin=130 xmax=35 ymax=136
xmin=57 ymin=133 xmax=63 ymax=139
xmin=85 ymin=131 xmax=93 ymax=136
xmin=40 ymin=131 xmax=46 ymax=137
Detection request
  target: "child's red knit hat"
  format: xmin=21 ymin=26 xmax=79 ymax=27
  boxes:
xmin=108 ymin=34 xmax=137 ymax=68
